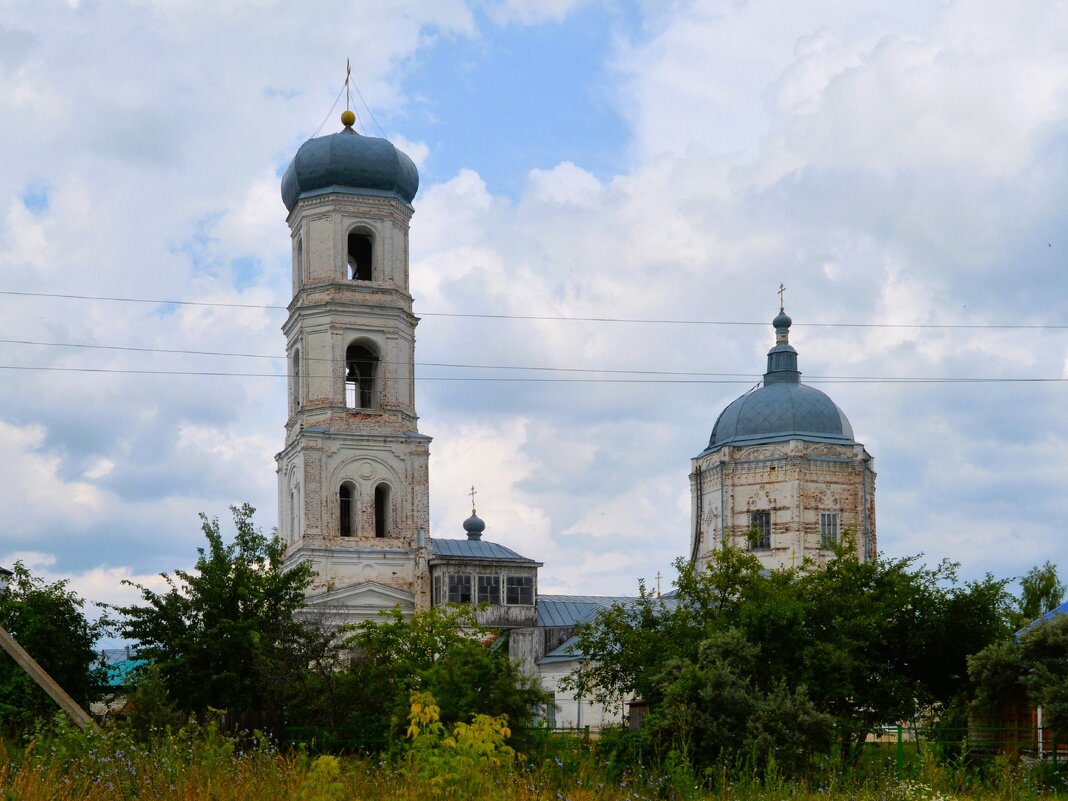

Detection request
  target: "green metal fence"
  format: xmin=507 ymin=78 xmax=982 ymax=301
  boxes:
xmin=864 ymin=725 xmax=1066 ymax=783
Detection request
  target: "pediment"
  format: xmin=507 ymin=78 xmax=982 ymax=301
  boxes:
xmin=299 ymin=581 xmax=415 ymax=626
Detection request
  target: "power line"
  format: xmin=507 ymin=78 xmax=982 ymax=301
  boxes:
xmin=0 ymin=290 xmax=287 ymax=310
xmin=0 ymin=336 xmax=758 ymax=377
xmin=2 ymin=336 xmax=1067 ymax=383
xmin=4 ymin=289 xmax=1068 ymax=330
xmin=0 ymin=363 xmax=1065 ymax=384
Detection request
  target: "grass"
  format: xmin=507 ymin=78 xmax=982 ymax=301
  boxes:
xmin=1 ymin=718 xmax=1066 ymax=801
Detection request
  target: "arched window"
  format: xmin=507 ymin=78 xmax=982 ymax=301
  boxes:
xmin=339 ymin=482 xmax=356 ymax=537
xmin=345 ymin=341 xmax=380 ymax=409
xmin=292 ymin=349 xmax=301 ymax=409
xmin=289 ymin=487 xmax=298 ymax=543
xmin=347 ymin=231 xmax=373 ymax=281
xmin=374 ymin=483 xmax=391 ymax=538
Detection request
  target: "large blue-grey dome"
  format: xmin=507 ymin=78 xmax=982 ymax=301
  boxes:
xmin=702 ymin=308 xmax=855 ymax=454
xmin=281 ymin=126 xmax=419 ymax=212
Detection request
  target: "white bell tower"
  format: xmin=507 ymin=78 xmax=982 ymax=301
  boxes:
xmin=276 ymin=108 xmax=431 ymax=622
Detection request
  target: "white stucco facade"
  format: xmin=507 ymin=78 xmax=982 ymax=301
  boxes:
xmin=276 ymin=125 xmax=431 ymax=625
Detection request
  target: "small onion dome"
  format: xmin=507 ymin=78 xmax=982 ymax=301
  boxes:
xmin=463 ymin=512 xmax=486 ymax=541
xmin=773 ymin=310 xmax=792 ymax=330
xmin=280 ymin=116 xmax=419 ymax=211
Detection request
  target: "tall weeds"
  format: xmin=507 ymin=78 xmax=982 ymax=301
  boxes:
xmin=0 ymin=713 xmax=1062 ymax=800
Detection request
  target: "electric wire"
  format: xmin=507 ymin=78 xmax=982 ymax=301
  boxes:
xmin=309 ymin=81 xmax=347 ymax=139
xmin=3 ymin=336 xmax=1067 ymax=383
xmin=4 ymin=289 xmax=1068 ymax=330
xmin=352 ymin=80 xmax=388 ymax=139
xmin=0 ymin=336 xmax=756 ymax=376
xmin=0 ymin=362 xmax=1065 ymax=385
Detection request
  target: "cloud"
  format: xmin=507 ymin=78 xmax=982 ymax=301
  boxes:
xmin=2 ymin=0 xmax=1068 ymax=630
xmin=483 ymin=0 xmax=588 ymax=26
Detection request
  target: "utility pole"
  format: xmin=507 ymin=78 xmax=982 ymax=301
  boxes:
xmin=0 ymin=569 xmax=97 ymax=730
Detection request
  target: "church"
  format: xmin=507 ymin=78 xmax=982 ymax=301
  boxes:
xmin=274 ymin=111 xmax=876 ymax=729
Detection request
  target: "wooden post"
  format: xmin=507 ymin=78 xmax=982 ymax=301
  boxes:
xmin=0 ymin=623 xmax=97 ymax=730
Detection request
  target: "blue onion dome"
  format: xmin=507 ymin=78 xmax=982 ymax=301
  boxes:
xmin=702 ymin=307 xmax=855 ymax=454
xmin=463 ymin=512 xmax=486 ymax=541
xmin=280 ymin=114 xmax=419 ymax=212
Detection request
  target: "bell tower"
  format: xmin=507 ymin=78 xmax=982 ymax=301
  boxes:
xmin=276 ymin=108 xmax=431 ymax=623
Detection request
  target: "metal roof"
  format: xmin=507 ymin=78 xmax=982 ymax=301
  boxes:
xmin=1016 ymin=600 xmax=1068 ymax=638
xmin=701 ymin=311 xmax=855 ymax=454
xmin=703 ymin=381 xmax=855 ymax=454
xmin=537 ymin=594 xmax=646 ymax=627
xmin=281 ymin=127 xmax=419 ymax=211
xmin=538 ymin=634 xmax=584 ymax=665
xmin=430 ymin=538 xmax=539 ymax=563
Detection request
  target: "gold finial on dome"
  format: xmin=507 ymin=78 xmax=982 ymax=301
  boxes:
xmin=341 ymin=59 xmax=356 ymax=128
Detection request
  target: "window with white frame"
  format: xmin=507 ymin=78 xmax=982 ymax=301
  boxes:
xmin=820 ymin=512 xmax=839 ymax=548
xmin=448 ymin=574 xmax=472 ymax=604
xmin=506 ymin=575 xmax=533 ymax=605
xmin=749 ymin=511 xmax=771 ymax=550
xmin=477 ymin=574 xmax=501 ymax=605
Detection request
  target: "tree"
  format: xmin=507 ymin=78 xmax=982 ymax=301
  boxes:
xmin=568 ymin=543 xmax=1012 ymax=767
xmin=0 ymin=562 xmax=109 ymax=734
xmin=1018 ymin=561 xmax=1065 ymax=625
xmin=286 ymin=605 xmax=551 ymax=752
xmin=646 ymin=628 xmax=833 ymax=776
xmin=117 ymin=503 xmax=316 ymax=714
xmin=1017 ymin=614 xmax=1068 ymax=733
xmin=969 ymin=613 xmax=1068 ymax=735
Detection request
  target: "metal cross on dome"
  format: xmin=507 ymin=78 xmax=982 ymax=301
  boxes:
xmin=778 ymin=283 xmax=786 ymax=313
xmin=469 ymin=485 xmax=478 ymax=514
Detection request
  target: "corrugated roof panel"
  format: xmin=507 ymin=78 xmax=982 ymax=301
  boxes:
xmin=430 ymin=538 xmax=537 ymax=563
xmin=538 ymin=634 xmax=585 ymax=664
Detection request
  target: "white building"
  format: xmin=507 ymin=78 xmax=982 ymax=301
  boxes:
xmin=273 ymin=113 xmax=876 ymax=730
xmin=690 ymin=308 xmax=876 ymax=571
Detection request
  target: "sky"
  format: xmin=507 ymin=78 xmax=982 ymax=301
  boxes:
xmin=2 ymin=0 xmax=1068 ymax=628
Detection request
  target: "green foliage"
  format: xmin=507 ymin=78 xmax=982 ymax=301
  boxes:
xmin=1 ymin=713 xmax=1062 ymax=801
xmin=1018 ymin=560 xmax=1065 ymax=625
xmin=122 ymin=663 xmax=184 ymax=742
xmin=0 ymin=562 xmax=109 ymax=735
xmin=116 ymin=503 xmax=317 ymax=714
xmin=967 ymin=638 xmax=1026 ymax=717
xmin=567 ymin=545 xmax=1012 ymax=771
xmin=295 ymin=755 xmax=345 ymax=801
xmin=1016 ymin=613 xmax=1068 ymax=733
xmin=284 ymin=605 xmax=550 ymax=754
xmin=645 ymin=628 xmax=834 ymax=776
xmin=404 ymin=689 xmax=516 ymax=797
xmin=969 ymin=613 xmax=1068 ymax=734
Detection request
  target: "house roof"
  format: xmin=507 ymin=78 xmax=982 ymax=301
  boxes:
xmin=100 ymin=648 xmax=148 ymax=688
xmin=430 ymin=537 xmax=540 ymax=564
xmin=534 ymin=594 xmax=681 ymax=665
xmin=1016 ymin=600 xmax=1068 ymax=637
xmin=536 ymin=595 xmax=640 ymax=627
xmin=539 ymin=633 xmax=584 ymax=665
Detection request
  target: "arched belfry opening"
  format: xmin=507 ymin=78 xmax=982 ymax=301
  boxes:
xmin=347 ymin=230 xmax=373 ymax=281
xmin=339 ymin=481 xmax=356 ymax=537
xmin=374 ymin=483 xmax=391 ymax=538
xmin=292 ymin=349 xmax=301 ymax=409
xmin=345 ymin=341 xmax=380 ymax=409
